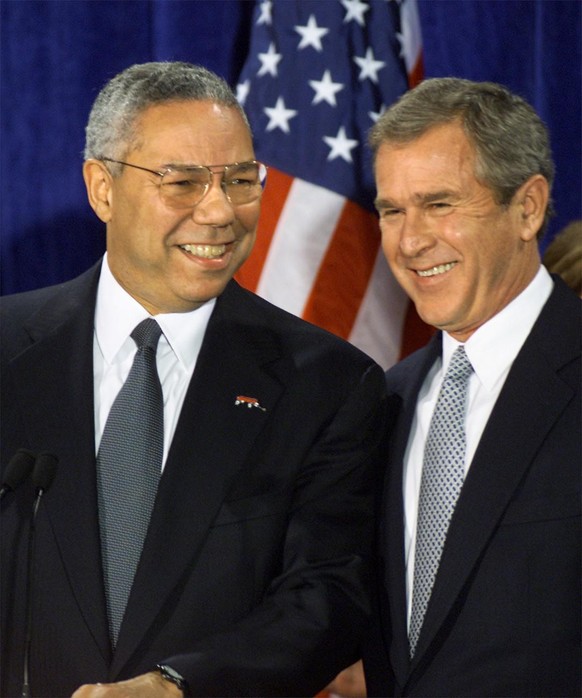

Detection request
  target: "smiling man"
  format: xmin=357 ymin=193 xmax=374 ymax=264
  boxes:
xmin=0 ymin=62 xmax=388 ymax=698
xmin=362 ymin=78 xmax=581 ymax=697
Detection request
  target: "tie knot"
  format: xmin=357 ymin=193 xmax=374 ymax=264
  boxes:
xmin=446 ymin=346 xmax=473 ymax=383
xmin=131 ymin=318 xmax=162 ymax=351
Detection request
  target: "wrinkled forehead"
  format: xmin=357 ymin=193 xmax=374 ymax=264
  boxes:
xmin=126 ymin=100 xmax=254 ymax=164
xmin=374 ymin=124 xmax=479 ymax=182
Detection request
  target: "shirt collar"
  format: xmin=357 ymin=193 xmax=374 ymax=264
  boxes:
xmin=442 ymin=265 xmax=553 ymax=391
xmin=95 ymin=254 xmax=215 ymax=370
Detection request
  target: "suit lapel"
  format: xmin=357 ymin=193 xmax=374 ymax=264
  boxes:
xmin=409 ymin=284 xmax=579 ymax=670
xmin=11 ymin=264 xmax=112 ymax=662
xmin=112 ymin=282 xmax=286 ymax=675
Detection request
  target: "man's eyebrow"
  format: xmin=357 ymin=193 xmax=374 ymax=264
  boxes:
xmin=374 ymin=197 xmax=398 ymax=210
xmin=161 ymin=162 xmax=202 ymax=169
xmin=415 ymin=190 xmax=456 ymax=203
xmin=374 ymin=190 xmax=457 ymax=209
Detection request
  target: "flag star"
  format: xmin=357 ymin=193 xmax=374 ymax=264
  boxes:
xmin=369 ymin=104 xmax=387 ymax=122
xmin=309 ymin=70 xmax=344 ymax=106
xmin=354 ymin=47 xmax=386 ymax=83
xmin=264 ymin=96 xmax=298 ymax=133
xmin=236 ymin=79 xmax=251 ymax=106
xmin=294 ymin=14 xmax=329 ymax=51
xmin=396 ymin=31 xmax=406 ymax=59
xmin=256 ymin=0 xmax=272 ymax=26
xmin=257 ymin=42 xmax=282 ymax=77
xmin=341 ymin=0 xmax=369 ymax=26
xmin=323 ymin=126 xmax=359 ymax=163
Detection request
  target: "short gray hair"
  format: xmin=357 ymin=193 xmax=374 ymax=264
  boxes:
xmin=369 ymin=78 xmax=555 ymax=237
xmin=84 ymin=62 xmax=249 ymax=166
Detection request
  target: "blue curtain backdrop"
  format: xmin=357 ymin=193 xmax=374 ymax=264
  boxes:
xmin=1 ymin=0 xmax=580 ymax=295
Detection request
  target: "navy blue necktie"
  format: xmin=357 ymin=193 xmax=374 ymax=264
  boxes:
xmin=97 ymin=318 xmax=164 ymax=645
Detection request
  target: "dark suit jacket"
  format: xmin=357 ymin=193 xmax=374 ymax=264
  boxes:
xmin=0 ymin=261 xmax=388 ymax=698
xmin=363 ymin=277 xmax=581 ymax=697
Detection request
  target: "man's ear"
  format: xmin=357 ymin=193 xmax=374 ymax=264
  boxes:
xmin=83 ymin=159 xmax=114 ymax=223
xmin=516 ymin=174 xmax=549 ymax=241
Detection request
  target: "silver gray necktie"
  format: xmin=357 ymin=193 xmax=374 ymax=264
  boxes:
xmin=97 ymin=318 xmax=163 ymax=645
xmin=409 ymin=345 xmax=473 ymax=657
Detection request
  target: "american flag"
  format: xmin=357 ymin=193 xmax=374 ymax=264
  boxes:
xmin=235 ymin=0 xmax=430 ymax=369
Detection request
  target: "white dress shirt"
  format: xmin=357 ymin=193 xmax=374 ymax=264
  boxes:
xmin=93 ymin=254 xmax=215 ymax=469
xmin=403 ymin=265 xmax=553 ymax=626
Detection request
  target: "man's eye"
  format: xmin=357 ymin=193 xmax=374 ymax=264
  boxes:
xmin=228 ymin=178 xmax=253 ymax=186
xmin=227 ymin=176 xmax=259 ymax=188
xmin=165 ymin=179 xmax=205 ymax=189
xmin=173 ymin=180 xmax=194 ymax=187
xmin=378 ymin=208 xmax=400 ymax=219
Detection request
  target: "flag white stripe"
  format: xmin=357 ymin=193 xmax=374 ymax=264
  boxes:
xmin=257 ymin=178 xmax=345 ymax=316
xmin=349 ymin=250 xmax=409 ymax=370
xmin=401 ymin=0 xmax=423 ymax=74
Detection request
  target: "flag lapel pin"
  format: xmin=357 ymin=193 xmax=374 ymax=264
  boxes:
xmin=234 ymin=395 xmax=267 ymax=412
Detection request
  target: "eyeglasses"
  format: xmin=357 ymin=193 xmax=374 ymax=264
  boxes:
xmin=100 ymin=158 xmax=267 ymax=209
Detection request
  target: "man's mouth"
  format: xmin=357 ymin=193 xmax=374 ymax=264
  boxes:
xmin=416 ymin=262 xmax=456 ymax=277
xmin=180 ymin=243 xmax=228 ymax=259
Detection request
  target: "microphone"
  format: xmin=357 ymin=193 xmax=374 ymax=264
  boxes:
xmin=30 ymin=452 xmax=58 ymax=517
xmin=0 ymin=449 xmax=36 ymax=500
xmin=22 ymin=452 xmax=58 ymax=698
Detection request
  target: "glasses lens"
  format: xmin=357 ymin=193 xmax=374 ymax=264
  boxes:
xmin=160 ymin=167 xmax=211 ymax=208
xmin=224 ymin=162 xmax=267 ymax=204
xmin=159 ymin=162 xmax=267 ymax=208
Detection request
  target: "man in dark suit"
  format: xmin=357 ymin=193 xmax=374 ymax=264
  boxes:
xmin=362 ymin=78 xmax=581 ymax=697
xmin=0 ymin=62 xmax=387 ymax=698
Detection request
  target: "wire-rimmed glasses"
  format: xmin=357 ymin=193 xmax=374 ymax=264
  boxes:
xmin=100 ymin=158 xmax=267 ymax=208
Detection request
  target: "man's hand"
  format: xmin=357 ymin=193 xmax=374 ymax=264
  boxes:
xmin=71 ymin=671 xmax=183 ymax=698
xmin=325 ymin=660 xmax=366 ymax=698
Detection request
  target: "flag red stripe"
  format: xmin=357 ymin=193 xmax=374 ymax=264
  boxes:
xmin=408 ymin=54 xmax=424 ymax=88
xmin=399 ymin=299 xmax=435 ymax=359
xmin=302 ymin=202 xmax=380 ymax=339
xmin=235 ymin=168 xmax=294 ymax=292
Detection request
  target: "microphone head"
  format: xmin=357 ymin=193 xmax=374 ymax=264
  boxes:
xmin=2 ymin=449 xmax=36 ymax=492
xmin=32 ymin=453 xmax=59 ymax=492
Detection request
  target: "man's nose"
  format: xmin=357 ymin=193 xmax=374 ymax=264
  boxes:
xmin=191 ymin=175 xmax=235 ymax=226
xmin=399 ymin=209 xmax=435 ymax=257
